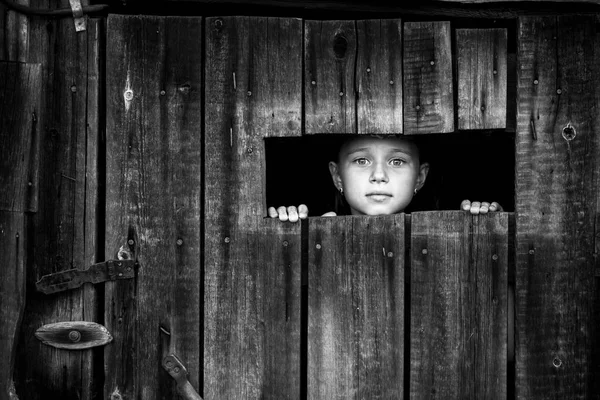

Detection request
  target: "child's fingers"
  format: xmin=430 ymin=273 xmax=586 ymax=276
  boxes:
xmin=490 ymin=202 xmax=503 ymax=212
xmin=268 ymin=207 xmax=278 ymax=218
xmin=460 ymin=199 xmax=471 ymax=211
xmin=469 ymin=201 xmax=481 ymax=214
xmin=322 ymin=211 xmax=337 ymax=217
xmin=287 ymin=206 xmax=299 ymax=222
xmin=479 ymin=202 xmax=490 ymax=214
xmin=298 ymin=204 xmax=309 ymax=219
xmin=277 ymin=206 xmax=289 ymax=222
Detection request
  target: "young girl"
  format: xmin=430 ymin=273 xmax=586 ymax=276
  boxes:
xmin=268 ymin=135 xmax=502 ymax=222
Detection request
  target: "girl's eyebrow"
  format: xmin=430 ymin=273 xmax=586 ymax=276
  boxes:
xmin=345 ymin=147 xmax=370 ymax=155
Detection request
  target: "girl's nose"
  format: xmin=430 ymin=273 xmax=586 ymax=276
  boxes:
xmin=370 ymin=163 xmax=388 ymax=183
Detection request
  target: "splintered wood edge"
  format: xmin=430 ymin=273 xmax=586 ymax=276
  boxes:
xmin=34 ymin=321 xmax=113 ymax=350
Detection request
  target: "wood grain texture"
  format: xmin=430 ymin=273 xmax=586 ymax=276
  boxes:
xmin=204 ymin=16 xmax=302 ymax=399
xmin=356 ymin=19 xmax=403 ymax=134
xmin=403 ymin=21 xmax=454 ymax=134
xmin=105 ymin=15 xmax=202 ymax=400
xmin=0 ymin=62 xmax=41 ymax=212
xmin=305 ymin=20 xmax=356 ymax=134
xmin=13 ymin=17 xmax=100 ymax=400
xmin=308 ymin=215 xmax=404 ymax=399
xmin=515 ymin=16 xmax=600 ymax=399
xmin=0 ymin=212 xmax=26 ymax=400
xmin=410 ymin=211 xmax=508 ymax=399
xmin=457 ymin=28 xmax=507 ymax=130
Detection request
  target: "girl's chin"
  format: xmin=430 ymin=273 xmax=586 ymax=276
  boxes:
xmin=350 ymin=205 xmax=405 ymax=216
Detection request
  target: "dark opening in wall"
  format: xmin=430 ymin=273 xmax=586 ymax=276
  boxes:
xmin=265 ymin=131 xmax=515 ymax=217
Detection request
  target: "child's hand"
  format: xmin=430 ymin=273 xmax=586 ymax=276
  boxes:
xmin=460 ymin=200 xmax=503 ymax=215
xmin=268 ymin=204 xmax=309 ymax=222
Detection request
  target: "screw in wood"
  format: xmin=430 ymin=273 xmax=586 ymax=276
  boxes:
xmin=246 ymin=147 xmax=253 ymax=154
xmin=128 ymin=239 xmax=135 ymax=246
xmin=553 ymin=357 xmax=562 ymax=368
xmin=176 ymin=238 xmax=183 ymax=246
xmin=224 ymin=237 xmax=230 ymax=243
xmin=316 ymin=244 xmax=322 ymax=250
xmin=124 ymin=90 xmax=133 ymax=101
xmin=556 ymin=88 xmax=562 ymax=95
xmin=415 ymin=105 xmax=420 ymax=110
xmin=68 ymin=330 xmax=81 ymax=342
xmin=247 ymin=91 xmax=252 ymax=97
xmin=215 ymin=19 xmax=223 ymax=28
xmin=387 ymin=252 xmax=393 ymax=258
xmin=422 ymin=249 xmax=428 ymax=255
xmin=366 ymin=67 xmax=371 ymax=73
xmin=481 ymin=106 xmax=486 ymax=112
xmin=492 ymin=254 xmax=498 ymax=261
xmin=283 ymin=241 xmax=289 ymax=247
xmin=533 ymin=79 xmax=539 ymax=85
xmin=389 ymin=80 xmax=394 ymax=85
xmin=430 ymin=60 xmax=435 ymax=65
xmin=493 ymin=70 xmax=497 ymax=75
xmin=528 ymin=249 xmax=535 ymax=255
xmin=71 ymin=85 xmax=77 ymax=93
xmin=339 ymin=91 xmax=344 ymax=97
xmin=160 ymin=90 xmax=166 ymax=96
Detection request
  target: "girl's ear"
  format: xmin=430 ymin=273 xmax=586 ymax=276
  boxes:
xmin=329 ymin=161 xmax=343 ymax=190
xmin=415 ymin=162 xmax=430 ymax=191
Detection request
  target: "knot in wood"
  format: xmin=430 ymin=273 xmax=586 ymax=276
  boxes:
xmin=562 ymin=123 xmax=576 ymax=141
xmin=333 ymin=34 xmax=348 ymax=59
xmin=553 ymin=357 xmax=562 ymax=368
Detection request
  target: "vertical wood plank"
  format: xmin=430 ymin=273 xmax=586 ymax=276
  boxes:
xmin=305 ymin=20 xmax=356 ymax=134
xmin=308 ymin=215 xmax=404 ymax=399
xmin=356 ymin=19 xmax=403 ymax=134
xmin=403 ymin=21 xmax=454 ymax=134
xmin=105 ymin=15 xmax=202 ymax=399
xmin=204 ymin=16 xmax=302 ymax=399
xmin=0 ymin=61 xmax=41 ymax=400
xmin=410 ymin=211 xmax=508 ymax=399
xmin=13 ymin=17 xmax=100 ymax=400
xmin=516 ymin=16 xmax=600 ymax=399
xmin=457 ymin=28 xmax=507 ymax=130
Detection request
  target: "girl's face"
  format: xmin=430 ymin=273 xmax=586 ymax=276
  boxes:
xmin=329 ymin=136 xmax=429 ymax=216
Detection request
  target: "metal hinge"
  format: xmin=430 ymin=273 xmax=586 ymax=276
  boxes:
xmin=36 ymin=260 xmax=136 ymax=294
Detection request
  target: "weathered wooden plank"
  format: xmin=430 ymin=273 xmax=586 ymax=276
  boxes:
xmin=105 ymin=15 xmax=202 ymax=399
xmin=403 ymin=21 xmax=454 ymax=134
xmin=308 ymin=215 xmax=404 ymax=399
xmin=356 ymin=19 xmax=403 ymax=134
xmin=0 ymin=212 xmax=25 ymax=400
xmin=515 ymin=16 xmax=600 ymax=399
xmin=457 ymin=28 xmax=507 ymax=130
xmin=0 ymin=62 xmax=41 ymax=212
xmin=204 ymin=16 xmax=302 ymax=399
xmin=410 ymin=211 xmax=508 ymax=399
xmin=305 ymin=20 xmax=356 ymax=134
xmin=12 ymin=17 xmax=100 ymax=400
xmin=0 ymin=61 xmax=40 ymax=399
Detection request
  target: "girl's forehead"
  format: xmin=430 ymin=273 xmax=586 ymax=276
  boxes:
xmin=340 ymin=136 xmax=419 ymax=155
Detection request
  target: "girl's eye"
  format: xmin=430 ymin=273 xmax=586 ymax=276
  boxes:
xmin=390 ymin=159 xmax=405 ymax=167
xmin=354 ymin=158 xmax=369 ymax=166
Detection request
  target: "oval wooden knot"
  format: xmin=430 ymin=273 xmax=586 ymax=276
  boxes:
xmin=35 ymin=321 xmax=113 ymax=350
xmin=333 ymin=34 xmax=348 ymax=59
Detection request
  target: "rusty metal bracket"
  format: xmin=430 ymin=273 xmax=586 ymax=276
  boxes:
xmin=36 ymin=260 xmax=136 ymax=294
xmin=35 ymin=321 xmax=113 ymax=350
xmin=162 ymin=354 xmax=203 ymax=400
xmin=68 ymin=0 xmax=86 ymax=32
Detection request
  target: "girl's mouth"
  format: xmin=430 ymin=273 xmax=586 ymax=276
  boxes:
xmin=366 ymin=193 xmax=392 ymax=202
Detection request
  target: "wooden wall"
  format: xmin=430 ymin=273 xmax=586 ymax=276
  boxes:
xmin=0 ymin=7 xmax=599 ymax=400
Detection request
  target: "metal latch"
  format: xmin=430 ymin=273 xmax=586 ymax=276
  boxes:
xmin=68 ymin=0 xmax=86 ymax=32
xmin=163 ymin=354 xmax=203 ymax=400
xmin=36 ymin=260 xmax=136 ymax=294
